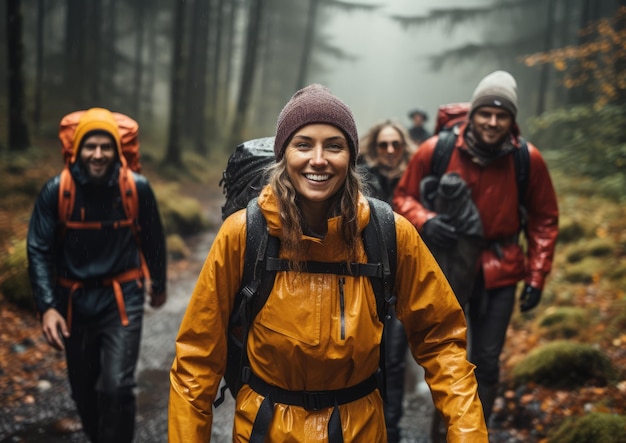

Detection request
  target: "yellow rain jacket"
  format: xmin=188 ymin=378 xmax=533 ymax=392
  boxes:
xmin=169 ymin=186 xmax=487 ymax=442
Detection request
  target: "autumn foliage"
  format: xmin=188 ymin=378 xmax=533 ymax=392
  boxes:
xmin=523 ymin=6 xmax=626 ymax=109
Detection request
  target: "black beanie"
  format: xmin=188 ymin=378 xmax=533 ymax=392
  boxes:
xmin=274 ymin=84 xmax=358 ymax=164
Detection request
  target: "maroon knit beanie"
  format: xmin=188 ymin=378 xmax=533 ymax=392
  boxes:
xmin=274 ymin=83 xmax=358 ymax=164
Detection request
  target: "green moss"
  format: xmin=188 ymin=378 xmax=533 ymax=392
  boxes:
xmin=566 ymin=238 xmax=615 ymax=263
xmin=0 ymin=239 xmax=33 ymax=310
xmin=537 ymin=307 xmax=588 ymax=340
xmin=606 ymin=262 xmax=626 ymax=281
xmin=154 ymin=183 xmax=211 ymax=237
xmin=563 ymin=257 xmax=605 ymax=283
xmin=511 ymin=340 xmax=615 ymax=389
xmin=605 ymin=304 xmax=626 ymax=353
xmin=558 ymin=217 xmax=587 ymax=244
xmin=166 ymin=234 xmax=190 ymax=261
xmin=548 ymin=412 xmax=626 ymax=443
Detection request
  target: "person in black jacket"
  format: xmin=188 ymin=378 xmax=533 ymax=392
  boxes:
xmin=27 ymin=108 xmax=167 ymax=443
xmin=359 ymin=119 xmax=416 ymax=443
xmin=407 ymin=108 xmax=432 ymax=146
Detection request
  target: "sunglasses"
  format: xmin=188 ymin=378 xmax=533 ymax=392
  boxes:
xmin=377 ymin=141 xmax=403 ymax=150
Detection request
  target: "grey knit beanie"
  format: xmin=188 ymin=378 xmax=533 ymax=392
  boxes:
xmin=274 ymin=83 xmax=358 ymax=164
xmin=470 ymin=70 xmax=518 ymax=119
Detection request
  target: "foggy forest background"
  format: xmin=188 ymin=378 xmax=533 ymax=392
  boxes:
xmin=2 ymin=2 xmax=626 ymax=441
xmin=2 ymin=0 xmax=625 ymax=196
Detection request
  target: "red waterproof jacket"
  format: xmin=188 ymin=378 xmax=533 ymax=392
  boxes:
xmin=393 ymin=122 xmax=559 ymax=290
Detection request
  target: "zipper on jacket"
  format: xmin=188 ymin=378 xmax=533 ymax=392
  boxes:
xmin=339 ymin=277 xmax=345 ymax=340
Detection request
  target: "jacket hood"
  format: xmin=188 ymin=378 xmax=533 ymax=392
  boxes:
xmin=70 ymin=108 xmax=123 ymax=166
xmin=257 ymin=185 xmax=371 ymax=240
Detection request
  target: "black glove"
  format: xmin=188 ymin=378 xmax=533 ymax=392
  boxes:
xmin=422 ymin=214 xmax=458 ymax=248
xmin=519 ymin=284 xmax=542 ymax=312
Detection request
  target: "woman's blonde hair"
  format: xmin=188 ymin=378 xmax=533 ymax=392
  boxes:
xmin=268 ymin=156 xmax=362 ymax=268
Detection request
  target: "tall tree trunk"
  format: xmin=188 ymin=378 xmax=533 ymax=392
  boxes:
xmin=64 ymin=0 xmax=86 ymax=105
xmin=613 ymin=1 xmax=626 ymax=107
xmin=105 ymin=0 xmax=118 ymax=107
xmin=183 ymin=0 xmax=199 ymax=135
xmin=6 ymin=0 xmax=30 ymax=150
xmin=190 ymin=0 xmax=210 ymax=154
xmin=87 ymin=0 xmax=103 ymax=103
xmin=554 ymin=0 xmax=576 ymax=106
xmin=536 ymin=0 xmax=557 ymax=115
xmin=184 ymin=0 xmax=209 ymax=153
xmin=33 ymin=0 xmax=44 ymax=130
xmin=144 ymin=0 xmax=158 ymax=120
xmin=296 ymin=0 xmax=318 ymax=90
xmin=230 ymin=0 xmax=265 ymax=145
xmin=218 ymin=0 xmax=238 ymax=138
xmin=256 ymin=9 xmax=276 ymax=132
xmin=132 ymin=0 xmax=146 ymax=117
xmin=568 ymin=0 xmax=596 ymax=104
xmin=164 ymin=0 xmax=186 ymax=167
xmin=207 ymin=0 xmax=223 ymax=141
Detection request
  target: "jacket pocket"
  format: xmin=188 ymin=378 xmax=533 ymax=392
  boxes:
xmin=258 ymin=273 xmax=322 ymax=347
xmin=482 ymin=242 xmax=527 ymax=289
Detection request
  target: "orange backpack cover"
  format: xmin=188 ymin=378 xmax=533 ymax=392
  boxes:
xmin=433 ymin=102 xmax=471 ymax=135
xmin=59 ymin=110 xmax=141 ymax=172
xmin=57 ymin=109 xmax=142 ymax=227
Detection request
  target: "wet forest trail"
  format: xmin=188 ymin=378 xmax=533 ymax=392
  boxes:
xmin=0 ymin=185 xmax=525 ymax=443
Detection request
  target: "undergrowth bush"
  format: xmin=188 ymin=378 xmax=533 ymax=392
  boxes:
xmin=154 ymin=183 xmax=212 ymax=236
xmin=0 ymin=239 xmax=32 ymax=310
xmin=511 ymin=340 xmax=615 ymax=389
xmin=537 ymin=306 xmax=588 ymax=340
xmin=527 ymin=104 xmax=626 ymax=202
xmin=548 ymin=412 xmax=626 ymax=443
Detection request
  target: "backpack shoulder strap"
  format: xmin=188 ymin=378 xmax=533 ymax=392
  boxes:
xmin=431 ymin=128 xmax=457 ymax=178
xmin=234 ymin=198 xmax=278 ymax=377
xmin=362 ymin=196 xmax=397 ymax=402
xmin=118 ymin=167 xmax=139 ymax=222
xmin=241 ymin=197 xmax=279 ymax=320
xmin=58 ymin=167 xmax=75 ymax=223
xmin=513 ymin=138 xmax=530 ymax=230
xmin=513 ymin=138 xmax=530 ymax=205
xmin=216 ymin=197 xmax=277 ymax=407
xmin=433 ymin=130 xmax=530 ymax=208
xmin=117 ymin=168 xmax=150 ymax=279
xmin=362 ymin=197 xmax=397 ymax=322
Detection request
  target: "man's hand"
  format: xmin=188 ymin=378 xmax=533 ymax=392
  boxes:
xmin=149 ymin=291 xmax=167 ymax=308
xmin=41 ymin=308 xmax=69 ymax=351
xmin=519 ymin=284 xmax=542 ymax=312
xmin=422 ymin=214 xmax=458 ymax=248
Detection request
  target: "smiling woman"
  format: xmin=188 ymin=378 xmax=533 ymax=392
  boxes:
xmin=168 ymin=83 xmax=488 ymax=443
xmin=284 ymin=124 xmax=350 ymax=236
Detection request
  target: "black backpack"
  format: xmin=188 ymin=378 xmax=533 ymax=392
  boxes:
xmin=215 ymin=138 xmax=398 ymax=406
xmin=219 ymin=137 xmax=276 ymax=220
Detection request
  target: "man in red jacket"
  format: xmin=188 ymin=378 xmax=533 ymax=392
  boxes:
xmin=393 ymin=70 xmax=559 ymax=436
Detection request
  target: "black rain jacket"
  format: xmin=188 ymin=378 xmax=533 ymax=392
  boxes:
xmin=27 ymin=161 xmax=166 ymax=322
